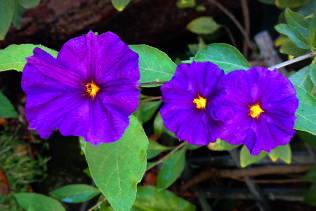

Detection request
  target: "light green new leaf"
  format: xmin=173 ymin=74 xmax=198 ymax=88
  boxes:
xmin=129 ymin=45 xmax=176 ymax=87
xmin=284 ymin=8 xmax=308 ymax=38
xmin=86 ymin=116 xmax=148 ymax=211
xmin=147 ymin=140 xmax=173 ymax=159
xmin=240 ymin=145 xmax=267 ymax=168
xmin=186 ymin=17 xmax=221 ymax=35
xmin=208 ymin=138 xmax=239 ymax=151
xmin=176 ymin=0 xmax=196 ymax=9
xmin=191 ymin=43 xmax=251 ymax=73
xmin=308 ymin=12 xmax=316 ymax=48
xmin=111 ymin=0 xmax=130 ymax=11
xmin=276 ymin=0 xmax=305 ymax=8
xmin=0 ymin=0 xmax=14 ymax=40
xmin=14 ymin=193 xmax=65 ymax=211
xmin=131 ymin=186 xmax=196 ymax=211
xmin=288 ymin=65 xmax=314 ymax=93
xmin=0 ymin=44 xmax=58 ymax=72
xmin=0 ymin=92 xmax=18 ymax=118
xmin=280 ymin=40 xmax=311 ymax=57
xmin=303 ymin=183 xmax=316 ymax=206
xmin=275 ymin=24 xmax=310 ymax=49
xmin=268 ymin=144 xmax=291 ymax=164
xmin=50 ymin=184 xmax=101 ymax=203
xmin=302 ymin=167 xmax=316 ymax=183
xmin=310 ymin=59 xmax=316 ymax=86
xmin=18 ymin=0 xmax=40 ymax=9
xmin=157 ymin=144 xmax=186 ymax=189
xmin=133 ymin=100 xmax=161 ymax=123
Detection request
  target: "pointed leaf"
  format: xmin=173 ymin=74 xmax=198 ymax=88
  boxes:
xmin=0 ymin=0 xmax=14 ymax=40
xmin=207 ymin=138 xmax=239 ymax=151
xmin=240 ymin=145 xmax=267 ymax=168
xmin=280 ymin=40 xmax=311 ymax=57
xmin=133 ymin=100 xmax=161 ymax=123
xmin=289 ymin=65 xmax=314 ymax=93
xmin=111 ymin=0 xmax=131 ymax=11
xmin=275 ymin=24 xmax=310 ymax=49
xmin=154 ymin=112 xmax=165 ymax=134
xmin=0 ymin=93 xmax=18 ymax=118
xmin=268 ymin=144 xmax=291 ymax=163
xmin=129 ymin=45 xmax=177 ymax=87
xmin=186 ymin=16 xmax=220 ymax=35
xmin=12 ymin=0 xmax=24 ymax=29
xmin=86 ymin=116 xmax=148 ymax=211
xmin=14 ymin=193 xmax=65 ymax=211
xmin=50 ymin=184 xmax=101 ymax=203
xmin=303 ymin=183 xmax=316 ymax=206
xmin=284 ymin=8 xmax=308 ymax=38
xmin=308 ymin=12 xmax=316 ymax=48
xmin=147 ymin=140 xmax=173 ymax=159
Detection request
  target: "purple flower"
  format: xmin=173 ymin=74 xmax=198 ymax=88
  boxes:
xmin=221 ymin=67 xmax=299 ymax=155
xmin=160 ymin=61 xmax=226 ymax=145
xmin=21 ymin=31 xmax=140 ymax=146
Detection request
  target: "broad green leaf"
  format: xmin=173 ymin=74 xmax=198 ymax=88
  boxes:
xmin=308 ymin=12 xmax=316 ymax=48
xmin=18 ymin=0 xmax=40 ymax=9
xmin=207 ymin=138 xmax=239 ymax=151
xmin=275 ymin=24 xmax=310 ymax=49
xmin=284 ymin=8 xmax=308 ymax=38
xmin=302 ymin=167 xmax=316 ymax=182
xmin=12 ymin=0 xmax=24 ymax=29
xmin=111 ymin=0 xmax=130 ymax=11
xmin=297 ymin=130 xmax=316 ymax=147
xmin=268 ymin=144 xmax=291 ymax=163
xmin=133 ymin=100 xmax=161 ymax=123
xmin=156 ymin=144 xmax=186 ymax=189
xmin=0 ymin=44 xmax=58 ymax=72
xmin=131 ymin=186 xmax=196 ymax=211
xmin=153 ymin=112 xmax=165 ymax=134
xmin=14 ymin=193 xmax=65 ymax=211
xmin=147 ymin=140 xmax=173 ymax=159
xmin=299 ymin=0 xmax=316 ymax=17
xmin=303 ymin=183 xmax=316 ymax=206
xmin=0 ymin=0 xmax=14 ymax=40
xmin=240 ymin=145 xmax=267 ymax=168
xmin=310 ymin=59 xmax=316 ymax=86
xmin=129 ymin=45 xmax=176 ymax=86
xmin=0 ymin=93 xmax=18 ymax=118
xmin=176 ymin=0 xmax=196 ymax=9
xmin=187 ymin=144 xmax=203 ymax=150
xmin=186 ymin=17 xmax=220 ymax=35
xmin=280 ymin=40 xmax=311 ymax=57
xmin=191 ymin=43 xmax=251 ymax=73
xmin=86 ymin=116 xmax=148 ymax=211
xmin=50 ymin=184 xmax=101 ymax=203
xmin=275 ymin=0 xmax=306 ymax=8
xmin=289 ymin=65 xmax=314 ymax=93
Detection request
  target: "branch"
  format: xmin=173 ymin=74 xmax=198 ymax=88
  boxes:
xmin=268 ymin=51 xmax=316 ymax=70
xmin=240 ymin=0 xmax=250 ymax=57
xmin=87 ymin=197 xmax=107 ymax=211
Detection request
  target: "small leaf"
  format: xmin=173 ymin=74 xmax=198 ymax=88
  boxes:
xmin=0 ymin=44 xmax=58 ymax=72
xmin=308 ymin=11 xmax=316 ymax=48
xmin=240 ymin=145 xmax=267 ymax=168
xmin=186 ymin=17 xmax=220 ymax=35
xmin=133 ymin=100 xmax=161 ymax=123
xmin=280 ymin=40 xmax=311 ymax=57
xmin=297 ymin=130 xmax=316 ymax=147
xmin=303 ymin=183 xmax=316 ymax=206
xmin=0 ymin=0 xmax=14 ymax=40
xmin=176 ymin=0 xmax=196 ymax=9
xmin=0 ymin=92 xmax=18 ymax=118
xmin=284 ymin=8 xmax=308 ymax=38
xmin=131 ymin=186 xmax=196 ymax=211
xmin=268 ymin=144 xmax=291 ymax=164
xmin=129 ymin=45 xmax=176 ymax=87
xmin=111 ymin=0 xmax=131 ymax=11
xmin=50 ymin=184 xmax=101 ymax=203
xmin=188 ymin=38 xmax=207 ymax=56
xmin=275 ymin=0 xmax=305 ymax=8
xmin=258 ymin=0 xmax=275 ymax=5
xmin=310 ymin=59 xmax=316 ymax=86
xmin=191 ymin=43 xmax=251 ymax=73
xmin=154 ymin=112 xmax=165 ymax=134
xmin=207 ymin=138 xmax=239 ymax=151
xmin=187 ymin=144 xmax=203 ymax=150
xmin=18 ymin=0 xmax=40 ymax=9
xmin=14 ymin=193 xmax=65 ymax=211
xmin=147 ymin=140 xmax=173 ymax=159
xmin=302 ymin=167 xmax=316 ymax=182
xmin=196 ymin=5 xmax=206 ymax=12
xmin=12 ymin=0 xmax=24 ymax=29
xmin=275 ymin=24 xmax=310 ymax=49
xmin=156 ymin=144 xmax=186 ymax=189
xmin=85 ymin=116 xmax=148 ymax=211
xmin=289 ymin=65 xmax=314 ymax=93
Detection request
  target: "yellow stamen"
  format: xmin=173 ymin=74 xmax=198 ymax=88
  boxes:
xmin=193 ymin=95 xmax=207 ymax=109
xmin=250 ymin=104 xmax=264 ymax=118
xmin=85 ymin=82 xmax=99 ymax=98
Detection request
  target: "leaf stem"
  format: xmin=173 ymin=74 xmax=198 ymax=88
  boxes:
xmin=87 ymin=197 xmax=107 ymax=211
xmin=268 ymin=51 xmax=316 ymax=70
xmin=139 ymin=81 xmax=167 ymax=87
xmin=146 ymin=142 xmax=187 ymax=171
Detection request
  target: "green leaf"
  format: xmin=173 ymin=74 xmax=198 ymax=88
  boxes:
xmin=0 ymin=44 xmax=58 ymax=72
xmin=268 ymin=144 xmax=291 ymax=163
xmin=284 ymin=8 xmax=308 ymax=38
xmin=240 ymin=145 xmax=267 ymax=168
xmin=289 ymin=65 xmax=314 ymax=93
xmin=129 ymin=45 xmax=176 ymax=86
xmin=147 ymin=140 xmax=173 ymax=159
xmin=187 ymin=144 xmax=203 ymax=150
xmin=280 ymin=40 xmax=311 ymax=57
xmin=133 ymin=100 xmax=161 ymax=123
xmin=275 ymin=24 xmax=310 ymax=49
xmin=50 ymin=184 xmax=101 ymax=203
xmin=258 ymin=0 xmax=275 ymax=5
xmin=156 ymin=144 xmax=186 ymax=189
xmin=14 ymin=193 xmax=65 ymax=211
xmin=275 ymin=0 xmax=306 ymax=8
xmin=308 ymin=11 xmax=316 ymax=48
xmin=297 ymin=130 xmax=316 ymax=147
xmin=0 ymin=0 xmax=14 ymax=40
xmin=207 ymin=138 xmax=239 ymax=151
xmin=299 ymin=0 xmax=316 ymax=17
xmin=302 ymin=167 xmax=316 ymax=182
xmin=0 ymin=92 xmax=18 ymax=118
xmin=85 ymin=116 xmax=148 ymax=211
xmin=131 ymin=186 xmax=196 ymax=211
xmin=111 ymin=0 xmax=130 ymax=11
xmin=191 ymin=43 xmax=251 ymax=74
xmin=303 ymin=183 xmax=316 ymax=206
xmin=176 ymin=0 xmax=196 ymax=9
xmin=12 ymin=0 xmax=24 ymax=29
xmin=196 ymin=5 xmax=206 ymax=12
xmin=18 ymin=0 xmax=40 ymax=9
xmin=186 ymin=16 xmax=221 ymax=35
xmin=154 ymin=112 xmax=165 ymax=134
xmin=310 ymin=59 xmax=316 ymax=86
xmin=188 ymin=38 xmax=207 ymax=56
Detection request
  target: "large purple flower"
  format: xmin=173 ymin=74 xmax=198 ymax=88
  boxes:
xmin=160 ymin=61 xmax=226 ymax=145
xmin=21 ymin=31 xmax=140 ymax=146
xmin=221 ymin=67 xmax=299 ymax=155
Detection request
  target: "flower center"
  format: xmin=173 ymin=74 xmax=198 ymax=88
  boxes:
xmin=85 ymin=82 xmax=99 ymax=98
xmin=193 ymin=95 xmax=207 ymax=109
xmin=249 ymin=104 xmax=264 ymax=118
